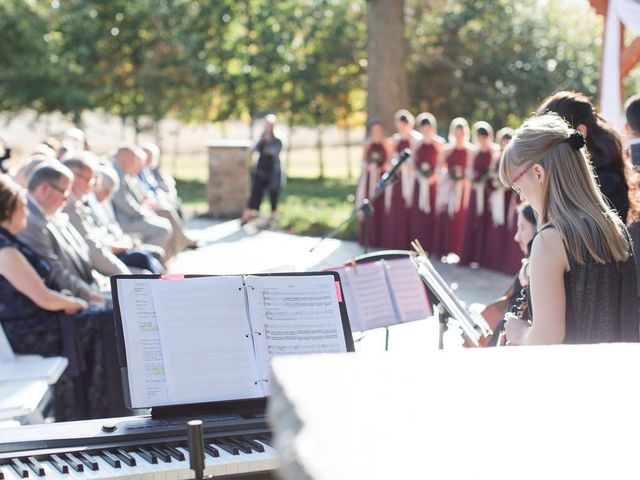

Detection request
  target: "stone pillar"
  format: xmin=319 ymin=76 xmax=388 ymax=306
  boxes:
xmin=206 ymin=140 xmax=253 ymax=218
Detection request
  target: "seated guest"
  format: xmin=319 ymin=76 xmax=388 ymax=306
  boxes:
xmin=62 ymin=154 xmax=132 ymax=276
xmin=0 ymin=174 xmax=123 ymax=420
xmin=17 ymin=163 xmax=105 ymax=303
xmin=501 ymin=114 xmax=639 ymax=344
xmin=87 ymin=165 xmax=166 ymax=274
xmin=137 ymin=145 xmax=198 ymax=253
xmin=140 ymin=143 xmax=182 ymax=216
xmin=111 ymin=146 xmax=174 ymax=258
xmin=112 ymin=146 xmax=196 ymax=260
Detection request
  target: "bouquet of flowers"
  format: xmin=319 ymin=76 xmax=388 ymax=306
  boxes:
xmin=419 ymin=162 xmax=434 ymax=179
xmin=448 ymin=165 xmax=464 ymax=181
xmin=367 ymin=150 xmax=384 ymax=166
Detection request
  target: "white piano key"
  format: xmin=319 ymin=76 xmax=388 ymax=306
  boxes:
xmin=1 ymin=465 xmax=23 ymax=480
xmin=90 ymin=454 xmax=129 ymax=480
xmin=169 ymin=448 xmax=194 ymax=480
xmin=126 ymin=452 xmax=160 ymax=480
xmin=253 ymin=440 xmax=279 ymax=471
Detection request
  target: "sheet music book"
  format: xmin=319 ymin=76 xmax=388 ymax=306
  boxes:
xmin=333 ymin=257 xmax=433 ymax=332
xmin=112 ymin=273 xmax=352 ymax=409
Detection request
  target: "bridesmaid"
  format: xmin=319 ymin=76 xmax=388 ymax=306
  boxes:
xmin=496 ymin=127 xmax=523 ymax=274
xmin=356 ymin=118 xmax=392 ymax=249
xmin=408 ymin=113 xmax=445 ymax=255
xmin=459 ymin=122 xmax=501 ymax=266
xmin=380 ymin=109 xmax=422 ymax=249
xmin=435 ymin=118 xmax=473 ymax=257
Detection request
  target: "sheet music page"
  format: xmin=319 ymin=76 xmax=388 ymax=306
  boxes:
xmin=245 ymin=275 xmax=347 ymax=395
xmin=149 ymin=276 xmax=263 ymax=405
xmin=342 ymin=262 xmax=398 ymax=330
xmin=332 ymin=267 xmax=363 ymax=332
xmin=384 ymin=258 xmax=433 ymax=323
xmin=116 ymin=278 xmax=170 ymax=408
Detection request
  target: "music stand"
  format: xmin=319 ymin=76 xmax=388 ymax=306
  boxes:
xmin=410 ymin=244 xmax=492 ymax=348
xmin=348 ymin=250 xmax=433 ymax=351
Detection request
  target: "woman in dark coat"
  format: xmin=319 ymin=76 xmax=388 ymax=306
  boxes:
xmin=241 ymin=114 xmax=284 ymax=225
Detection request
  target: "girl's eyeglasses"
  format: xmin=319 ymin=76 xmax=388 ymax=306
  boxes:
xmin=509 ymin=163 xmax=535 ymax=196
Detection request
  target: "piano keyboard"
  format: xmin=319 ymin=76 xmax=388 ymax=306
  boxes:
xmin=0 ymin=412 xmax=276 ymax=479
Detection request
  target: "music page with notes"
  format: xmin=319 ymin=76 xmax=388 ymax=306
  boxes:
xmin=244 ymin=274 xmax=346 ymax=395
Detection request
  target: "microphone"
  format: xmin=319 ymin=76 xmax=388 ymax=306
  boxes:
xmin=378 ymin=148 xmax=411 ymax=189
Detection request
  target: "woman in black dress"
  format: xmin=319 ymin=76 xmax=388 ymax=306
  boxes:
xmin=500 ymin=114 xmax=639 ymax=345
xmin=241 ymin=114 xmax=284 ymax=225
xmin=0 ymin=174 xmax=123 ymax=420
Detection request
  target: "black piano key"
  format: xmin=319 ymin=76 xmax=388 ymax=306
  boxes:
xmin=204 ymin=444 xmax=220 ymax=458
xmin=75 ymin=452 xmax=99 ymax=471
xmin=49 ymin=455 xmax=69 ymax=474
xmin=256 ymin=434 xmax=272 ymax=447
xmin=134 ymin=447 xmax=158 ymax=464
xmin=9 ymin=459 xmax=29 ymax=478
xmin=243 ymin=438 xmax=266 ymax=453
xmin=0 ymin=466 xmax=4 ymax=480
xmin=149 ymin=447 xmax=172 ymax=463
xmin=99 ymin=451 xmax=121 ymax=468
xmin=114 ymin=449 xmax=136 ymax=467
xmin=25 ymin=457 xmax=45 ymax=477
xmin=212 ymin=439 xmax=239 ymax=455
xmin=62 ymin=454 xmax=84 ymax=473
xmin=163 ymin=444 xmax=185 ymax=461
xmin=225 ymin=438 xmax=252 ymax=454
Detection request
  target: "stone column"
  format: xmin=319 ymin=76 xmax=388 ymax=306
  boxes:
xmin=206 ymin=140 xmax=253 ymax=218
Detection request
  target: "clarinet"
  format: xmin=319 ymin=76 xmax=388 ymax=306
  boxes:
xmin=490 ymin=285 xmax=529 ymax=347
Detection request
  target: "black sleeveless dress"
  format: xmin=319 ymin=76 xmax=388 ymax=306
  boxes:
xmin=0 ymin=228 xmax=124 ymax=420
xmin=534 ymin=226 xmax=639 ymax=344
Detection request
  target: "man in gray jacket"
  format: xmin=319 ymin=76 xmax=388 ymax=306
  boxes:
xmin=62 ymin=154 xmax=131 ymax=276
xmin=111 ymin=146 xmax=173 ymax=259
xmin=18 ymin=163 xmax=105 ymax=303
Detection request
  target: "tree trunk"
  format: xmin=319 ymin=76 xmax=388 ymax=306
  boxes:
xmin=366 ymin=0 xmax=410 ymax=134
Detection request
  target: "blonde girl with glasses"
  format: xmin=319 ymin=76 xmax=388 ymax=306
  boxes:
xmin=499 ymin=113 xmax=639 ymax=345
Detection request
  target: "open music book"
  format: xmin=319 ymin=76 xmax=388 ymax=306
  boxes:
xmin=332 ymin=257 xmax=433 ymax=332
xmin=112 ymin=273 xmax=352 ymax=409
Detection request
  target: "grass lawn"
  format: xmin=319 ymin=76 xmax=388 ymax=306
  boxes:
xmin=175 ymin=176 xmax=360 ymax=240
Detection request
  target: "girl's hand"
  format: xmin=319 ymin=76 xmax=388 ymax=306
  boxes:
xmin=505 ymin=312 xmax=529 ymax=345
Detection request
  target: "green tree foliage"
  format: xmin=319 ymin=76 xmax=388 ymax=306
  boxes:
xmin=0 ymin=0 xmax=615 ymax=135
xmin=405 ymin=0 xmax=602 ymax=129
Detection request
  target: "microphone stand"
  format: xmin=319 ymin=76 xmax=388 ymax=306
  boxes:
xmin=309 ymin=169 xmax=401 ymax=254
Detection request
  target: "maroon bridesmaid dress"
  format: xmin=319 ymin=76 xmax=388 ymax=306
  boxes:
xmin=358 ymin=142 xmax=389 ymax=248
xmin=408 ymin=142 xmax=439 ymax=255
xmin=459 ymin=150 xmax=492 ymax=266
xmin=380 ymin=139 xmax=411 ymax=250
xmin=435 ymin=148 xmax=469 ymax=257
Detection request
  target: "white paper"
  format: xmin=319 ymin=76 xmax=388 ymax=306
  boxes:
xmin=340 ymin=263 xmax=398 ymax=331
xmin=245 ymin=275 xmax=347 ymax=394
xmin=150 ymin=276 xmax=263 ymax=404
xmin=116 ymin=278 xmax=170 ymax=408
xmin=384 ymin=258 xmax=433 ymax=323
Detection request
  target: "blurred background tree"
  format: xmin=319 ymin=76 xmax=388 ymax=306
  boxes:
xmin=0 ymin=0 xmax=631 ymax=137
